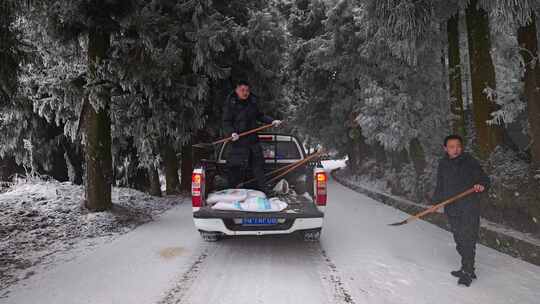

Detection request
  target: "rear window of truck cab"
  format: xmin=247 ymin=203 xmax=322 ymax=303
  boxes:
xmin=220 ymin=136 xmax=302 ymax=160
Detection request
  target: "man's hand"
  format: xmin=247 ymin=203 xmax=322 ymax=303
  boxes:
xmin=272 ymin=120 xmax=282 ymax=127
xmin=231 ymin=133 xmax=239 ymax=141
xmin=473 ymin=184 xmax=485 ymax=193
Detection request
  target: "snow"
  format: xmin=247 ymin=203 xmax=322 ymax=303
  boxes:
xmin=1 ymin=203 xmax=202 ymax=304
xmin=320 ymin=159 xmax=347 ymax=172
xmin=0 ymin=179 xmax=183 ymax=293
xmin=342 ymin=173 xmax=392 ymax=193
xmin=480 ymin=219 xmax=540 ymax=248
xmin=321 ymin=178 xmax=540 ymax=304
xmin=1 ymin=162 xmax=539 ymax=304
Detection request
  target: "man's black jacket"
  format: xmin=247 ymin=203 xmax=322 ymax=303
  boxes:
xmin=222 ymin=93 xmax=273 ymax=145
xmin=432 ymin=153 xmax=490 ymax=216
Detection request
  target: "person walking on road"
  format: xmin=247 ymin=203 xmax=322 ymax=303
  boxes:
xmin=432 ymin=135 xmax=490 ymax=287
xmin=222 ymin=80 xmax=282 ymax=193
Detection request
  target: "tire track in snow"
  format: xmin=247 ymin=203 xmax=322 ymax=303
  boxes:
xmin=158 ymin=245 xmax=215 ymax=304
xmin=315 ymin=246 xmax=362 ymax=304
xmin=159 ymin=239 xmax=360 ymax=304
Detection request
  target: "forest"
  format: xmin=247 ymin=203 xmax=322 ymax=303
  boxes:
xmin=1 ymin=0 xmax=539 ymax=236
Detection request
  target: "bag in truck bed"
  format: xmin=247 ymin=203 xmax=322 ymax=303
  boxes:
xmin=207 ymin=189 xmax=266 ymax=204
xmin=211 ymin=197 xmax=288 ymax=213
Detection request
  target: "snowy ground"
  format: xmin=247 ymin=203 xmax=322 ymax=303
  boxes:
xmin=0 ymin=179 xmax=184 ymax=293
xmin=2 ymin=160 xmax=540 ymax=304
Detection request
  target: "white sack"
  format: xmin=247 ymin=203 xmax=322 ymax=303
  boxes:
xmin=211 ymin=197 xmax=288 ymax=213
xmin=207 ymin=189 xmax=248 ymax=204
xmin=246 ymin=190 xmax=267 ymax=199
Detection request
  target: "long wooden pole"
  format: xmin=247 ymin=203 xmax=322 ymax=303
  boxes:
xmin=389 ymin=188 xmax=476 ymax=226
xmin=193 ymin=124 xmax=276 ymax=149
xmin=266 ymin=150 xmax=325 ymax=185
xmin=213 ymin=123 xmax=274 ymax=145
xmin=236 ymin=150 xmax=324 ymax=188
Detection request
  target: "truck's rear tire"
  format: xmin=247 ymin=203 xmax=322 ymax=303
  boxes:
xmin=200 ymin=231 xmax=222 ymax=242
xmin=301 ymin=228 xmax=321 ymax=242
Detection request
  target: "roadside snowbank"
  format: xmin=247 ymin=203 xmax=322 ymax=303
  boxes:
xmin=0 ymin=179 xmax=184 ymax=292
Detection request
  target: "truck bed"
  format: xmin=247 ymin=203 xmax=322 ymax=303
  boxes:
xmin=193 ymin=194 xmax=323 ymax=220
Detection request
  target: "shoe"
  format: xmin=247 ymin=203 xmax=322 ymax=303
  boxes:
xmin=451 ymin=269 xmax=477 ymax=279
xmin=457 ymin=272 xmax=473 ymax=287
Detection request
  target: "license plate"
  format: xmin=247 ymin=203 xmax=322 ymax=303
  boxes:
xmin=241 ymin=218 xmax=278 ymax=226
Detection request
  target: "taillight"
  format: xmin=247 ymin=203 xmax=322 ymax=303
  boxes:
xmin=192 ymin=173 xmax=203 ymax=207
xmin=315 ymin=171 xmax=327 ymax=206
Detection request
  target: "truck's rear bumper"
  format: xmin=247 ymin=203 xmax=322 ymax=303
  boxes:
xmin=193 ymin=204 xmax=324 ymax=219
xmin=193 ymin=217 xmax=323 ymax=236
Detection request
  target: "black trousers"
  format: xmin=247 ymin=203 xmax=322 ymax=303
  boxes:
xmin=447 ymin=213 xmax=480 ymax=273
xmin=226 ymin=143 xmax=266 ymax=192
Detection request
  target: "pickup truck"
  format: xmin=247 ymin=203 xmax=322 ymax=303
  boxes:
xmin=191 ymin=133 xmax=327 ymax=242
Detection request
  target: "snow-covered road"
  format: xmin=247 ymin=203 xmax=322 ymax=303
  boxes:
xmin=3 ymin=160 xmax=540 ymax=304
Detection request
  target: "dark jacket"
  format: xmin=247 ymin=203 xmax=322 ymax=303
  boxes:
xmin=222 ymin=92 xmax=274 ymax=146
xmin=432 ymin=153 xmax=490 ymax=216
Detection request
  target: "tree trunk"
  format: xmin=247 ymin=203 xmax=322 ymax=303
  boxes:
xmin=84 ymin=29 xmax=112 ymax=211
xmin=48 ymin=147 xmax=69 ymax=182
xmin=465 ymin=0 xmax=503 ymax=159
xmin=347 ymin=129 xmax=369 ymax=172
xmin=131 ymin=167 xmax=149 ymax=192
xmin=163 ymin=142 xmax=180 ymax=195
xmin=180 ymin=143 xmax=193 ymax=192
xmin=409 ymin=138 xmax=426 ymax=177
xmin=409 ymin=138 xmax=427 ymax=201
xmin=0 ymin=156 xmax=24 ymax=181
xmin=117 ymin=139 xmax=149 ymax=192
xmin=346 ymin=144 xmax=358 ymax=172
xmin=447 ymin=13 xmax=466 ymax=138
xmin=62 ymin=139 xmax=84 ymax=185
xmin=370 ymin=142 xmax=387 ymax=164
xmin=517 ymin=13 xmax=540 ymax=171
xmin=148 ymin=166 xmax=162 ymax=197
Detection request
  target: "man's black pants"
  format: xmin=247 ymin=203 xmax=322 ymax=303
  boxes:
xmin=226 ymin=143 xmax=266 ymax=192
xmin=447 ymin=213 xmax=480 ymax=273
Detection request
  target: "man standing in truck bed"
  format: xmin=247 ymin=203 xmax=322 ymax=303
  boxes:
xmin=222 ymin=80 xmax=281 ymax=194
xmin=432 ymin=134 xmax=490 ymax=287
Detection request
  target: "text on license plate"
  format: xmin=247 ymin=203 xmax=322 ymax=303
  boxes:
xmin=241 ymin=218 xmax=278 ymax=225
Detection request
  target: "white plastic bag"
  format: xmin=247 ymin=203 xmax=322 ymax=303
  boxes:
xmin=247 ymin=190 xmax=266 ymax=199
xmin=211 ymin=201 xmax=244 ymax=211
xmin=242 ymin=197 xmax=288 ymax=212
xmin=302 ymin=192 xmax=313 ymax=202
xmin=272 ymin=179 xmax=289 ymax=195
xmin=211 ymin=197 xmax=288 ymax=213
xmin=268 ymin=197 xmax=288 ymax=211
xmin=207 ymin=189 xmax=248 ymax=204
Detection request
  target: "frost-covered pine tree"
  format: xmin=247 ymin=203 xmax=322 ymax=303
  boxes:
xmin=27 ymin=0 xmax=138 ymax=211
xmin=288 ymin=0 xmax=452 ymax=199
xmin=1 ymin=1 xmax=80 ymax=182
xmin=105 ymin=0 xmax=239 ymax=194
xmin=490 ymin=0 xmax=540 ymax=172
xmin=0 ymin=1 xmax=23 ymax=105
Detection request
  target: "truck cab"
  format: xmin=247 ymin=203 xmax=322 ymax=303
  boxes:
xmin=191 ymin=133 xmax=327 ymax=241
